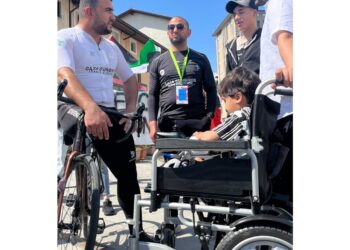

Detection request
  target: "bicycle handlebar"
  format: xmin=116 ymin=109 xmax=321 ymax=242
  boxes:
xmin=57 ymin=79 xmax=145 ymax=143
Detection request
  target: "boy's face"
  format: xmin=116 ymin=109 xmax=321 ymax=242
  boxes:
xmin=232 ymin=6 xmax=257 ymax=33
xmin=222 ymin=92 xmax=247 ymax=113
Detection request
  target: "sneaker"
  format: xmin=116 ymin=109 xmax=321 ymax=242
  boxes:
xmin=139 ymin=230 xmax=158 ymax=243
xmin=102 ymin=200 xmax=116 ymax=216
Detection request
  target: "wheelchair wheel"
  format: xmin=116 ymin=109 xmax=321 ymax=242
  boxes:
xmin=57 ymin=155 xmax=100 ymax=250
xmin=216 ymin=226 xmax=292 ymax=250
xmin=157 ymin=226 xmax=175 ymax=248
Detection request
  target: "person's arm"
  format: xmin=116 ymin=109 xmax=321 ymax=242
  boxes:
xmin=148 ymin=58 xmax=161 ymax=142
xmin=275 ymin=31 xmax=293 ymax=88
xmin=192 ymin=130 xmax=219 ymax=141
xmin=123 ymin=74 xmax=138 ymax=113
xmin=58 ymin=67 xmax=113 ymax=140
xmin=201 ymin=54 xmax=217 ymax=114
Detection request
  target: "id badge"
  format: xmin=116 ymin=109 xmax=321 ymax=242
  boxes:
xmin=176 ymin=85 xmax=188 ymax=105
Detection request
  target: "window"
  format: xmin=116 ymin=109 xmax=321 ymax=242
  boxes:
xmin=57 ymin=0 xmax=62 ymax=18
xmin=130 ymin=39 xmax=137 ymax=54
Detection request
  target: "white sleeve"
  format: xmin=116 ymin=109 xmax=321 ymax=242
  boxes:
xmin=114 ymin=45 xmax=134 ymax=82
xmin=57 ymin=30 xmax=75 ymax=71
xmin=269 ymin=0 xmax=293 ymax=45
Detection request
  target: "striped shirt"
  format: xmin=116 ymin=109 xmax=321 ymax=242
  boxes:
xmin=214 ymin=107 xmax=251 ymax=141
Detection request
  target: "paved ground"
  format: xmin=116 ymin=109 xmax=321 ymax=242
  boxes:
xmin=57 ymin=156 xmax=216 ymax=250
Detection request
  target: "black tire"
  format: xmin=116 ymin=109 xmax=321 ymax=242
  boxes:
xmin=160 ymin=227 xmax=176 ymax=248
xmin=216 ymin=226 xmax=292 ymax=250
xmin=57 ymin=155 xmax=100 ymax=250
xmin=79 ymin=156 xmax=100 ymax=250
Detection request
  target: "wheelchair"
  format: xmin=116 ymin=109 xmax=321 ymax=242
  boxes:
xmin=128 ymin=79 xmax=293 ymax=250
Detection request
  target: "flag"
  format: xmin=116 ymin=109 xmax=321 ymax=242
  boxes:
xmin=129 ymin=39 xmax=161 ymax=74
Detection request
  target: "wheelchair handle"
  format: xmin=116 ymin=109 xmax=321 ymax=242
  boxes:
xmin=255 ymin=78 xmax=293 ymax=97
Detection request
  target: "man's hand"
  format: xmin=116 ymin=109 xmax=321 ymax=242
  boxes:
xmin=119 ymin=117 xmax=132 ymax=133
xmin=273 ymin=30 xmax=293 ymax=89
xmin=84 ymin=103 xmax=113 ymax=140
xmin=273 ymin=66 xmax=293 ymax=89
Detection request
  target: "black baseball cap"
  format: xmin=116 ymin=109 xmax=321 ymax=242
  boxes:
xmin=225 ymin=0 xmax=258 ymax=13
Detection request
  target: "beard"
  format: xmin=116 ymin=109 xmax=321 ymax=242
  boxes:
xmin=169 ymin=36 xmax=186 ymax=46
xmin=93 ymin=15 xmax=112 ymax=35
xmin=94 ymin=22 xmax=112 ymax=35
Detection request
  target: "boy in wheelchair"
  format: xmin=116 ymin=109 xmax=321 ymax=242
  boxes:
xmin=193 ymin=66 xmax=259 ymax=143
xmin=163 ymin=66 xmax=260 ymax=167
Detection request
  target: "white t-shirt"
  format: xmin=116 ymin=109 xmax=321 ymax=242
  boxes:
xmin=260 ymin=0 xmax=293 ymax=118
xmin=57 ymin=26 xmax=133 ymax=107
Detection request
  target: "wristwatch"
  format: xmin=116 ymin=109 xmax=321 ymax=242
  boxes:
xmin=207 ymin=112 xmax=215 ymax=119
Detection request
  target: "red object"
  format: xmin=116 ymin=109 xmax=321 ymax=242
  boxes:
xmin=210 ymin=107 xmax=222 ymax=129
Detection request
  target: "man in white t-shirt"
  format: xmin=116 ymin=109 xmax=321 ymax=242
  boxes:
xmin=57 ymin=0 xmax=154 ymax=241
xmin=258 ymin=0 xmax=293 ymax=202
xmin=259 ymin=0 xmax=293 ymax=118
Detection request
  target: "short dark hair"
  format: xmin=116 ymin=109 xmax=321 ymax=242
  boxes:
xmin=169 ymin=16 xmax=190 ymax=29
xmin=79 ymin=0 xmax=112 ymax=17
xmin=219 ymin=66 xmax=260 ymax=105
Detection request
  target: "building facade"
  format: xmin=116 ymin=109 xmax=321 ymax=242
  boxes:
xmin=118 ymin=9 xmax=171 ymax=49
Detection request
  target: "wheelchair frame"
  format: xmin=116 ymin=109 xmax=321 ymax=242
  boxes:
xmin=128 ymin=79 xmax=293 ymax=250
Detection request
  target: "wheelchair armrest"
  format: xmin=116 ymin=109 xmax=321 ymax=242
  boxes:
xmin=155 ymin=138 xmax=250 ymax=151
xmin=156 ymin=131 xmax=186 ymax=139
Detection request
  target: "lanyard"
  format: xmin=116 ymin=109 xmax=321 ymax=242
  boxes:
xmin=169 ymin=48 xmax=190 ymax=83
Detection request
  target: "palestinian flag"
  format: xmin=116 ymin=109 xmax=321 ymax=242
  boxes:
xmin=130 ymin=39 xmax=161 ymax=74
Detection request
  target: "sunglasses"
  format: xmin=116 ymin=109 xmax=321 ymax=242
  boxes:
xmin=167 ymin=23 xmax=185 ymax=31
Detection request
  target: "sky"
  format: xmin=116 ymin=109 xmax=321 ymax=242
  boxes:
xmin=112 ymin=0 xmax=231 ymax=73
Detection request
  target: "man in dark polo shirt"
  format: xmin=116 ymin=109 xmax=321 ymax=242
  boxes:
xmin=148 ymin=16 xmax=217 ymax=141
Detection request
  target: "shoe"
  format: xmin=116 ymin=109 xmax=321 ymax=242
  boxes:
xmin=139 ymin=230 xmax=158 ymax=243
xmin=102 ymin=200 xmax=116 ymax=216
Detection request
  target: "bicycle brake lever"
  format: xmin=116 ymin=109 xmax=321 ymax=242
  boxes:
xmin=57 ymin=79 xmax=68 ymax=98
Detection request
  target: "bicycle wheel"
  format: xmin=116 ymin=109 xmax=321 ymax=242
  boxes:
xmin=80 ymin=155 xmax=100 ymax=247
xmin=57 ymin=155 xmax=100 ymax=250
xmin=216 ymin=226 xmax=292 ymax=250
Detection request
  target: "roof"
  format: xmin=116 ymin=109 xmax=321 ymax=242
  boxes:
xmin=112 ymin=16 xmax=167 ymax=52
xmin=118 ymin=8 xmax=172 ymax=21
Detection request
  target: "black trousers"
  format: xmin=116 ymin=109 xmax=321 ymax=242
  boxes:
xmin=273 ymin=114 xmax=293 ymax=202
xmin=158 ymin=115 xmax=211 ymax=137
xmin=91 ymin=112 xmax=140 ymax=219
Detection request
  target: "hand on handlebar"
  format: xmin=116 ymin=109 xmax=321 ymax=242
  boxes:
xmin=119 ymin=117 xmax=134 ymax=133
xmin=84 ymin=104 xmax=113 ymax=140
xmin=272 ymin=66 xmax=293 ymax=89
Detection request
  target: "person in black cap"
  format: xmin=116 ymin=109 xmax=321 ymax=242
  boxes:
xmin=225 ymin=0 xmax=261 ymax=74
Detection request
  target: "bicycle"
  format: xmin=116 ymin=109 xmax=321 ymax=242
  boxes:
xmin=57 ymin=79 xmax=145 ymax=250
